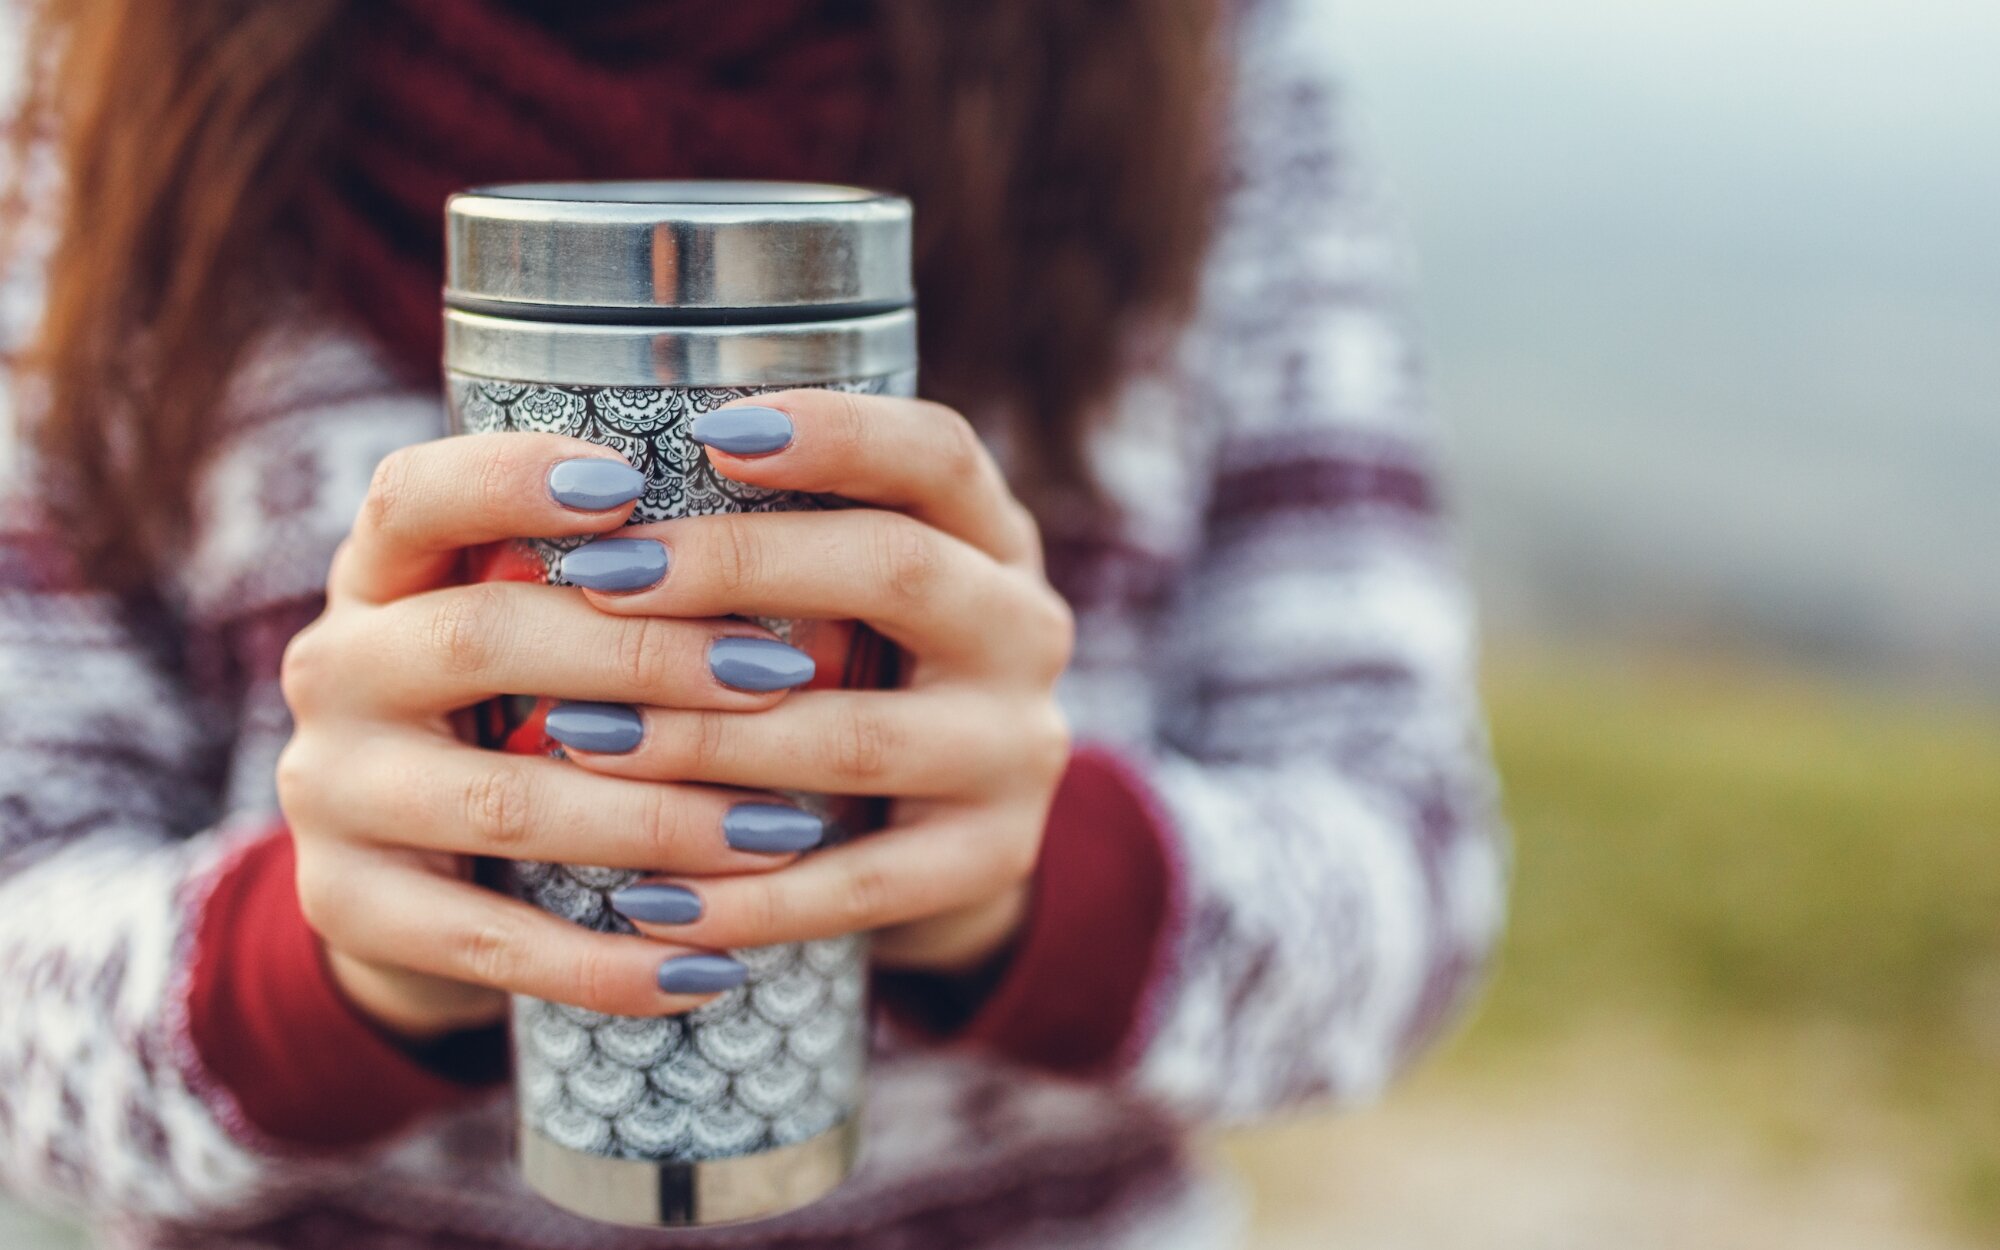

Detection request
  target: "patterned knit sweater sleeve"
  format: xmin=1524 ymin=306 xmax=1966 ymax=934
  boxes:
xmin=1 ymin=327 xmax=532 ymax=1239
xmin=1129 ymin=0 xmax=1508 ymax=1121
xmin=0 ymin=449 xmax=493 ymax=1226
xmin=0 ymin=490 xmax=268 ymax=1219
xmin=921 ymin=0 xmax=1510 ymax=1123
xmin=0 ymin=12 xmax=299 ymax=1201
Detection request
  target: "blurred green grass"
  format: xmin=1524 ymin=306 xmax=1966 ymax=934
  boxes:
xmin=1468 ymin=650 xmax=2000 ymax=1228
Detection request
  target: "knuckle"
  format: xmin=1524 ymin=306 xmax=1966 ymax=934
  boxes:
xmin=277 ymin=621 xmax=332 ymax=715
xmin=1033 ymin=588 xmax=1077 ymax=680
xmin=325 ymin=537 xmax=360 ymax=590
xmin=740 ymin=878 xmax=791 ymax=941
xmin=870 ymin=517 xmax=944 ymax=608
xmin=1007 ymin=497 xmax=1044 ymax=551
xmin=471 ymin=442 xmax=518 ymax=518
xmin=426 ymin=584 xmax=509 ymax=677
xmin=612 ymin=618 xmax=681 ymax=694
xmin=455 ymin=916 xmax=527 ymax=989
xmin=635 ymin=789 xmax=692 ymax=863
xmin=1002 ymin=498 xmax=1046 ymax=565
xmin=837 ymin=863 xmax=897 ymax=930
xmin=273 ymin=739 xmax=319 ymax=818
xmin=823 ymin=391 xmax=870 ymax=462
xmin=685 ymin=710 xmax=733 ymax=775
xmin=361 ymin=448 xmax=418 ymax=539
xmin=460 ymin=761 xmax=537 ymax=852
xmin=934 ymin=408 xmax=985 ymax=485
xmin=293 ymin=869 xmax=350 ymax=939
xmin=827 ymin=707 xmax=897 ymax=783
xmin=567 ymin=945 xmax=627 ymax=1014
xmin=1031 ymin=705 xmax=1075 ymax=782
xmin=708 ymin=518 xmax=766 ymax=598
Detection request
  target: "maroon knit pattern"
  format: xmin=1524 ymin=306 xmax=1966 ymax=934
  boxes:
xmin=309 ymin=0 xmax=887 ymax=383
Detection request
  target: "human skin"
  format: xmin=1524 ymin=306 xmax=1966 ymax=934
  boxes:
xmin=276 ymin=389 xmax=1075 ymax=1041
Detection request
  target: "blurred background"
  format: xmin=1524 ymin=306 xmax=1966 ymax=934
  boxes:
xmin=1221 ymin=0 xmax=2000 ymax=1247
xmin=5 ymin=0 xmax=1996 ymax=1246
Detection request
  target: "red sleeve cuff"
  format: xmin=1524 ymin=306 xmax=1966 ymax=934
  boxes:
xmin=877 ymin=745 xmax=1180 ymax=1075
xmin=185 ymin=829 xmax=504 ymax=1151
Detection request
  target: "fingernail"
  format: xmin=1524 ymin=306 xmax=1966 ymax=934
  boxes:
xmin=691 ymin=405 xmax=794 ymax=456
xmin=610 ymin=882 xmax=703 ymax=926
xmin=723 ymin=803 xmax=825 ymax=854
xmin=559 ymin=538 xmax=668 ymax=592
xmin=657 ymin=953 xmax=747 ymax=995
xmin=709 ymin=636 xmax=815 ymax=692
xmin=547 ymin=458 xmax=645 ymax=511
xmin=545 ymin=701 xmax=644 ymax=754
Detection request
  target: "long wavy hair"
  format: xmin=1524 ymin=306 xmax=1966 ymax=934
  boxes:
xmin=8 ymin=0 xmax=1223 ymax=588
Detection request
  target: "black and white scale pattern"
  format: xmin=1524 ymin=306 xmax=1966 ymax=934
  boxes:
xmin=448 ymin=369 xmax=915 ymax=1162
xmin=510 ymin=911 xmax=867 ymax=1160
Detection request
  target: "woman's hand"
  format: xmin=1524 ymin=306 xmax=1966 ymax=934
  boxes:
xmin=557 ymin=389 xmax=1075 ymax=976
xmin=277 ymin=434 xmax=822 ymax=1039
xmin=279 ymin=389 xmax=1072 ymax=1043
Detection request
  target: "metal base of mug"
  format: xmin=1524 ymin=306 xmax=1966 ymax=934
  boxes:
xmin=518 ymin=1117 xmax=861 ymax=1228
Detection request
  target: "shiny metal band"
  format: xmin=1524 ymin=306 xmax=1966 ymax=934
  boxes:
xmin=519 ymin=1117 xmax=861 ymax=1228
xmin=446 ymin=181 xmax=912 ymax=316
xmin=443 ymin=307 xmax=917 ymax=387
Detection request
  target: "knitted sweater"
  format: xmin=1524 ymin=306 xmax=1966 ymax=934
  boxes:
xmin=0 ymin=2 xmax=1506 ymax=1246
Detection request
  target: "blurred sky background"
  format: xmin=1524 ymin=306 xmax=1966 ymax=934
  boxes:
xmin=1325 ymin=0 xmax=2000 ymax=694
xmin=1222 ymin=4 xmax=2000 ymax=1245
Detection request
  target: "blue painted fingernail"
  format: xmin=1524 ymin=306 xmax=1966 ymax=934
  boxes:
xmin=547 ymin=458 xmax=645 ymax=511
xmin=657 ymin=953 xmax=747 ymax=995
xmin=709 ymin=636 xmax=815 ymax=692
xmin=610 ymin=883 xmax=703 ymax=926
xmin=691 ymin=405 xmax=794 ymax=456
xmin=559 ymin=538 xmax=668 ymax=592
xmin=545 ymin=701 xmax=644 ymax=754
xmin=723 ymin=803 xmax=825 ymax=854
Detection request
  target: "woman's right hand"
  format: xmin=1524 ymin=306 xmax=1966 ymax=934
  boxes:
xmin=276 ymin=433 xmax=803 ymax=1042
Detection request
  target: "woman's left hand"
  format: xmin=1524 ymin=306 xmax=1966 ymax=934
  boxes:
xmin=559 ymin=389 xmax=1075 ymax=976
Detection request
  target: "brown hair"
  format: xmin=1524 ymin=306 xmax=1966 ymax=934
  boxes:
xmin=11 ymin=0 xmax=1222 ymax=588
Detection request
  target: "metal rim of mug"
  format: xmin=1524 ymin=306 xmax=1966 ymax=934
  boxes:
xmin=443 ymin=307 xmax=918 ymax=388
xmin=446 ymin=180 xmax=913 ymax=316
xmin=517 ymin=1115 xmax=862 ymax=1228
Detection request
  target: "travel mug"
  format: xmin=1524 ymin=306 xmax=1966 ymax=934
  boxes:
xmin=442 ymin=182 xmax=915 ymax=1226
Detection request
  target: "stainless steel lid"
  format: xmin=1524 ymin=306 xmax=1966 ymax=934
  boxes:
xmin=445 ymin=181 xmax=913 ymax=323
xmin=443 ymin=307 xmax=916 ymax=386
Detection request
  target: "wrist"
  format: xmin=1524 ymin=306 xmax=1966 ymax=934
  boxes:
xmin=875 ymin=747 xmax=1179 ymax=1074
xmin=872 ymin=883 xmax=1030 ymax=975
xmin=323 ymin=945 xmax=507 ymax=1045
xmin=186 ymin=828 xmax=509 ymax=1149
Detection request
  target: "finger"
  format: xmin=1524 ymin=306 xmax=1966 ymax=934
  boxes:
xmin=617 ymin=813 xmax=1039 ymax=951
xmin=302 ymin=581 xmax=798 ymax=715
xmin=336 ymin=433 xmax=646 ymax=604
xmin=690 ymin=389 xmax=1040 ymax=567
xmin=284 ymin=731 xmax=805 ymax=873
xmin=558 ymin=689 xmax=1070 ymax=799
xmin=872 ymin=889 xmax=1033 ymax=972
xmin=298 ymin=841 xmax=731 ymax=1017
xmin=569 ymin=511 xmax=1069 ymax=675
